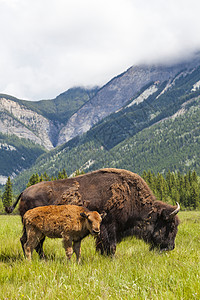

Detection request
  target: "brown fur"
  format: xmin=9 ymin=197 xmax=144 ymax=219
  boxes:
xmin=23 ymin=205 xmax=102 ymax=262
xmin=7 ymin=168 xmax=180 ymax=256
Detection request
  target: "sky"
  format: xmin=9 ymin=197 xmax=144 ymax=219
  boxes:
xmin=0 ymin=0 xmax=200 ymax=101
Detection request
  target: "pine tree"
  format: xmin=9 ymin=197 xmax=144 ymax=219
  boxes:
xmin=190 ymin=182 xmax=199 ymax=209
xmin=57 ymin=169 xmax=68 ymax=180
xmin=74 ymin=169 xmax=81 ymax=177
xmin=27 ymin=173 xmax=40 ymax=187
xmin=58 ymin=171 xmax=64 ymax=180
xmin=171 ymin=187 xmax=180 ymax=205
xmin=184 ymin=174 xmax=190 ymax=191
xmin=142 ymin=170 xmax=148 ymax=182
xmin=73 ymin=169 xmax=85 ymax=177
xmin=43 ymin=172 xmax=50 ymax=181
xmin=156 ymin=173 xmax=169 ymax=201
xmin=62 ymin=168 xmax=68 ymax=178
xmin=2 ymin=177 xmax=13 ymax=208
xmin=191 ymin=170 xmax=198 ymax=183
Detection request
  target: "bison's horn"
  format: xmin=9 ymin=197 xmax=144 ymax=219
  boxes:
xmin=169 ymin=202 xmax=180 ymax=219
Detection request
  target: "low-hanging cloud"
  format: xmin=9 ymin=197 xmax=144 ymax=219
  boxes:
xmin=0 ymin=0 xmax=200 ymax=100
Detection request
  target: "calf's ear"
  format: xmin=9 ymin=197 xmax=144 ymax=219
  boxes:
xmin=100 ymin=211 xmax=107 ymax=219
xmin=80 ymin=212 xmax=88 ymax=219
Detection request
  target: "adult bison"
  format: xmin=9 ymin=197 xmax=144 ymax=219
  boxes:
xmin=6 ymin=168 xmax=180 ymax=256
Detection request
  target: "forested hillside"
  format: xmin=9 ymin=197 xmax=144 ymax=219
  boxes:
xmin=143 ymin=170 xmax=200 ymax=210
xmin=0 ymin=132 xmax=46 ymax=185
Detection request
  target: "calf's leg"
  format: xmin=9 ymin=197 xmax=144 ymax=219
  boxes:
xmin=35 ymin=237 xmax=46 ymax=259
xmin=73 ymin=240 xmax=81 ymax=263
xmin=63 ymin=238 xmax=73 ymax=261
xmin=24 ymin=226 xmax=44 ymax=261
xmin=21 ymin=222 xmax=45 ymax=259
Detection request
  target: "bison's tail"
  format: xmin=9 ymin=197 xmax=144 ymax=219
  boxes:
xmin=5 ymin=192 xmax=23 ymax=214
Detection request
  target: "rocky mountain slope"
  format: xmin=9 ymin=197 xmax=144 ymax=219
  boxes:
xmin=0 ymin=87 xmax=97 ymax=150
xmin=0 ymin=97 xmax=57 ymax=150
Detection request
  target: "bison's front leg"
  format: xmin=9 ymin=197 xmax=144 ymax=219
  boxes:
xmin=63 ymin=238 xmax=73 ymax=261
xmin=96 ymin=223 xmax=117 ymax=256
xmin=73 ymin=240 xmax=81 ymax=264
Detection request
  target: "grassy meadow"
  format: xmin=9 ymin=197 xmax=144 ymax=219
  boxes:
xmin=0 ymin=211 xmax=199 ymax=300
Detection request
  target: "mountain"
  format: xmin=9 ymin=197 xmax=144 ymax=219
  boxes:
xmin=0 ymin=87 xmax=98 ymax=149
xmin=2 ymin=54 xmax=200 ymax=189
xmin=0 ymin=87 xmax=97 ymax=182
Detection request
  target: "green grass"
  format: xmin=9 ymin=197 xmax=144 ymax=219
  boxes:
xmin=0 ymin=212 xmax=199 ymax=299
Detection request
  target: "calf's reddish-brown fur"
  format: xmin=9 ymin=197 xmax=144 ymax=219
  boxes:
xmin=23 ymin=205 xmax=103 ymax=262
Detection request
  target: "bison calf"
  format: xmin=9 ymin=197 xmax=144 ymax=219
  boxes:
xmin=22 ymin=205 xmax=103 ymax=263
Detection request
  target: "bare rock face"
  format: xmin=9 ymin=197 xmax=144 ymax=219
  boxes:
xmin=0 ymin=98 xmax=57 ymax=150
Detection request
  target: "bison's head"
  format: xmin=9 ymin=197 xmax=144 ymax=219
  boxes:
xmin=80 ymin=211 xmax=106 ymax=236
xmin=150 ymin=202 xmax=180 ymax=252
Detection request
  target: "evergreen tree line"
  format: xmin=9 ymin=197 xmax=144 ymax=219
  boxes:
xmin=1 ymin=169 xmax=200 ymax=211
xmin=142 ymin=170 xmax=200 ymax=209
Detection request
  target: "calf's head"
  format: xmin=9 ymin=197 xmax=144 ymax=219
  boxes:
xmin=151 ymin=202 xmax=180 ymax=252
xmin=80 ymin=211 xmax=106 ymax=236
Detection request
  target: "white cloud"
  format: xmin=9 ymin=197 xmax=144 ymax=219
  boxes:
xmin=0 ymin=0 xmax=200 ymax=100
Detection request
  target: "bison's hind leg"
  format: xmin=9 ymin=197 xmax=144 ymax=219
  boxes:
xmin=20 ymin=225 xmax=27 ymax=257
xmin=24 ymin=226 xmax=44 ymax=261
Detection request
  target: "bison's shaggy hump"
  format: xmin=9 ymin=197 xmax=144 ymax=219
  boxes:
xmin=99 ymin=168 xmax=156 ymax=211
xmin=106 ymin=182 xmax=131 ymax=211
xmin=54 ymin=181 xmax=82 ymax=206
